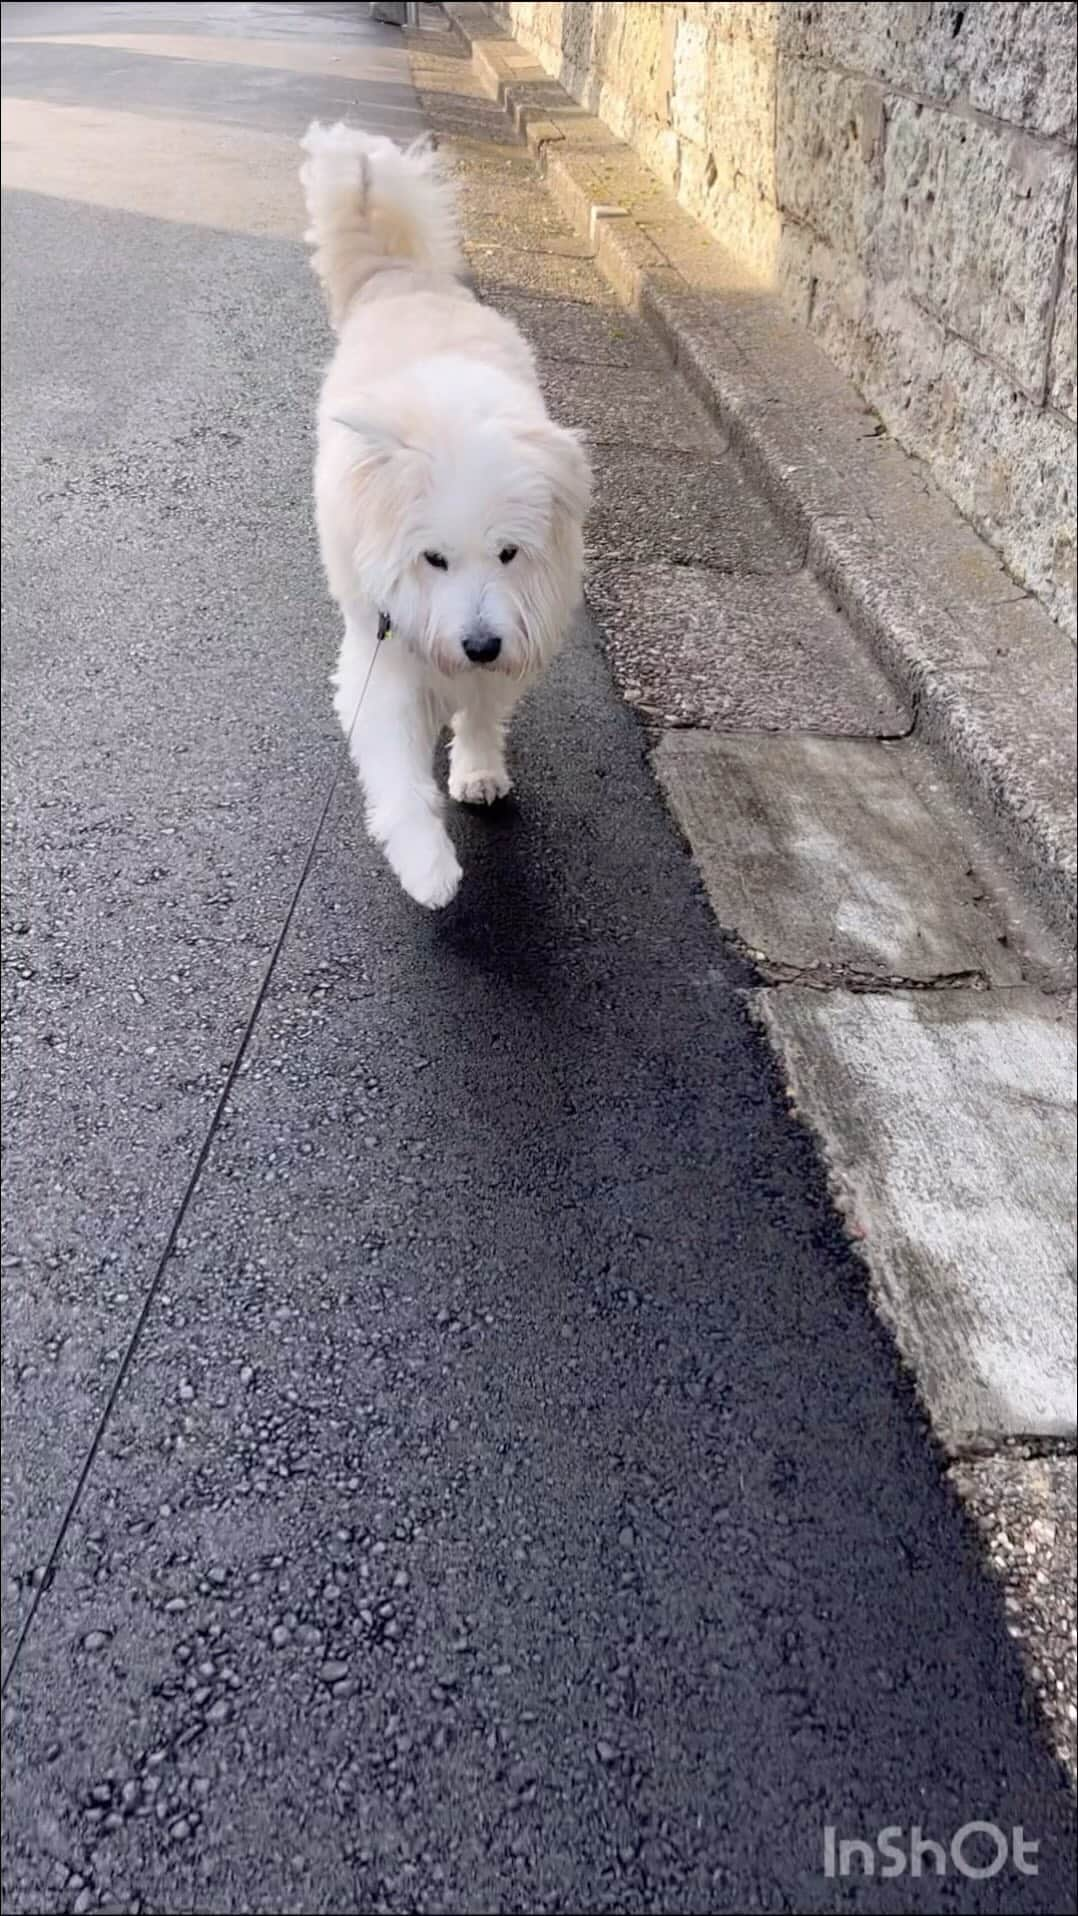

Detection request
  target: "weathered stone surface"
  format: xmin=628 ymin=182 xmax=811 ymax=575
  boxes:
xmin=858 ymin=278 xmax=946 ymax=434
xmin=708 ymin=3 xmax=781 ymax=50
xmin=591 ymin=4 xmax=674 ymax=133
xmin=679 ymin=141 xmax=778 ymax=287
xmin=801 ymin=280 xmax=1078 ymax=640
xmin=879 ymin=100 xmax=1073 ymax=397
xmin=781 ymin=2 xmax=1078 ymax=141
xmin=527 ymin=1 xmax=682 ymax=194
xmin=493 ymin=0 xmax=1077 ymax=638
xmin=934 ymin=335 xmax=1077 ymax=638
xmin=960 ymin=1 xmax=1078 ymax=139
xmin=775 ymin=61 xmax=885 ymax=259
xmin=776 ymin=214 xmax=874 ymax=400
xmin=1049 ymin=172 xmax=1077 ymax=423
xmin=679 ymin=28 xmax=779 ymax=279
xmin=669 ymin=6 xmax=710 ymax=148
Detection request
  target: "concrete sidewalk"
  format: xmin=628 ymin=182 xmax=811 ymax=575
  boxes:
xmin=1 ymin=4 xmax=1076 ymax=1912
xmin=425 ymin=0 xmax=1078 ymax=1777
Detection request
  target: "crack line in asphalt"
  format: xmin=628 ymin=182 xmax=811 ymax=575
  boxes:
xmin=1 ymin=648 xmax=383 ymax=1697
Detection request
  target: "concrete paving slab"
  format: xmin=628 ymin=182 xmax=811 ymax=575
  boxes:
xmin=437 ymin=136 xmax=530 ymax=178
xmin=758 ymin=987 xmax=1077 ymax=1448
xmin=654 ymin=732 xmax=1024 ymax=986
xmin=589 ymin=561 xmax=911 ymax=735
xmin=468 ymin=242 xmax=619 ymax=304
xmin=588 ymin=447 xmax=802 ymax=572
xmin=451 ymin=167 xmax=589 ymax=249
xmin=541 ymin=364 xmax=713 ymax=454
xmin=479 ymin=288 xmax=666 ymax=370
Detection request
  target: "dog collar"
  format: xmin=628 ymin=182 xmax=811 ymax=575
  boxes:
xmin=377 ymin=611 xmax=392 ymax=642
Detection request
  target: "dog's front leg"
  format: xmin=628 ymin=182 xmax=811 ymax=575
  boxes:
xmin=335 ymin=624 xmax=461 ymax=910
xmin=448 ymin=677 xmax=521 ymax=807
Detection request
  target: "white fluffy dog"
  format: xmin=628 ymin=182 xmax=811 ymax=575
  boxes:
xmin=301 ymin=123 xmax=592 ymax=909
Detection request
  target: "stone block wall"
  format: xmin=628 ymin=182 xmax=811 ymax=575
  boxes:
xmin=491 ymin=2 xmax=1078 ymax=638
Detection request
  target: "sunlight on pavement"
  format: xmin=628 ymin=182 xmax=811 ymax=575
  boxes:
xmin=4 ymin=32 xmax=409 ymax=84
xmin=2 ymin=97 xmax=302 ymax=237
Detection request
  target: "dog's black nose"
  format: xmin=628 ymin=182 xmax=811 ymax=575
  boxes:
xmin=462 ymin=628 xmax=502 ymax=665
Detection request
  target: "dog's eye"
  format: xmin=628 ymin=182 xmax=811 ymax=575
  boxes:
xmin=499 ymin=545 xmax=519 ymax=565
xmin=424 ymin=551 xmax=448 ymax=571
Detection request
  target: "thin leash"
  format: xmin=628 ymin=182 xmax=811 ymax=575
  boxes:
xmin=0 ymin=619 xmax=390 ymax=1698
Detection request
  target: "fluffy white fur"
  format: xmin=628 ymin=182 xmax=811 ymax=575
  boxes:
xmin=301 ymin=122 xmax=592 ymax=909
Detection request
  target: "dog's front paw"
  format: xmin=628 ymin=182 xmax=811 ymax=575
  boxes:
xmin=389 ymin=832 xmax=463 ymax=910
xmin=449 ymin=766 xmax=513 ymax=807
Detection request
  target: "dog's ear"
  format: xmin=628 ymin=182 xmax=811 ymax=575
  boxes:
xmin=514 ymin=420 xmax=592 ymax=523
xmin=330 ymin=410 xmax=419 ymax=463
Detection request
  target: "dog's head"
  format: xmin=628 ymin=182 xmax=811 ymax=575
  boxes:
xmin=329 ymin=357 xmax=591 ymax=679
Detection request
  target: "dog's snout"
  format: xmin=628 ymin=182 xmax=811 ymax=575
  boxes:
xmin=462 ymin=627 xmax=502 ymax=665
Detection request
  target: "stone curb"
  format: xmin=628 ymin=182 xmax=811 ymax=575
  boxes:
xmin=442 ymin=0 xmax=1077 ymax=949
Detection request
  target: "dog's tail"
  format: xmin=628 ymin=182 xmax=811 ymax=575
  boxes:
xmin=300 ymin=122 xmax=462 ymax=329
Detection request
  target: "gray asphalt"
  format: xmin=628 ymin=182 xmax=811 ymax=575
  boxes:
xmin=1 ymin=6 xmax=1076 ymax=1913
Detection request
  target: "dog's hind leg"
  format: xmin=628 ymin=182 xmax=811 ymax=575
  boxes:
xmin=335 ymin=620 xmax=462 ymax=909
xmin=448 ymin=677 xmax=521 ymax=807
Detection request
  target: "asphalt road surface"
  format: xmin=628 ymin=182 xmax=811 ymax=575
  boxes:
xmin=1 ymin=5 xmax=1076 ymax=1913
